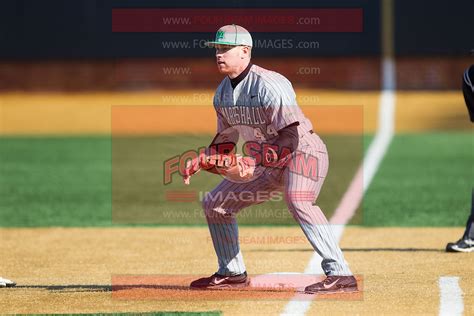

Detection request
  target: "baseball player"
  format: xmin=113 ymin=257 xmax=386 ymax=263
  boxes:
xmin=446 ymin=64 xmax=474 ymax=253
xmin=0 ymin=276 xmax=16 ymax=288
xmin=184 ymin=25 xmax=357 ymax=293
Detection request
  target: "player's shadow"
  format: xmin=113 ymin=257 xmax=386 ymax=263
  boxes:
xmin=248 ymin=247 xmax=443 ymax=252
xmin=342 ymin=247 xmax=443 ymax=252
xmin=15 ymin=285 xmax=112 ymax=292
xmin=15 ymin=284 xmax=190 ymax=293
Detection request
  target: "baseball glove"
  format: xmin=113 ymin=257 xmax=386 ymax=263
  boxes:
xmin=183 ymin=154 xmax=256 ymax=185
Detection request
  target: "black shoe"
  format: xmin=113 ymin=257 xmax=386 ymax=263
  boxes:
xmin=446 ymin=238 xmax=474 ymax=253
xmin=190 ymin=272 xmax=249 ymax=289
xmin=0 ymin=277 xmax=16 ymax=288
xmin=304 ymin=275 xmax=358 ymax=294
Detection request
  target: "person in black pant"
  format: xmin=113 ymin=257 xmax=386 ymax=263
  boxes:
xmin=446 ymin=64 xmax=474 ymax=253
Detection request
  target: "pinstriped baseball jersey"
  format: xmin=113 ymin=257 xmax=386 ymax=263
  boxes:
xmin=214 ymin=64 xmax=314 ymax=143
xmin=204 ymin=62 xmax=353 ymax=278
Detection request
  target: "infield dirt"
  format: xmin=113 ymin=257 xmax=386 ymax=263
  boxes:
xmin=0 ymin=227 xmax=472 ymax=315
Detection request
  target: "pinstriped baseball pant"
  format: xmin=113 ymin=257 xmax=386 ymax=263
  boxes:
xmin=202 ymin=133 xmax=353 ymax=276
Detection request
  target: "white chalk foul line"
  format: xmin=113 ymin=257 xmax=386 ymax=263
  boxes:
xmin=439 ymin=276 xmax=464 ymax=316
xmin=280 ymin=57 xmax=396 ymax=316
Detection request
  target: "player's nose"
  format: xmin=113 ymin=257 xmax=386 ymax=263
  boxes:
xmin=215 ymin=47 xmax=226 ymax=56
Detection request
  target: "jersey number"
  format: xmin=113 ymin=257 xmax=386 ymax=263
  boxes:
xmin=253 ymin=126 xmax=278 ymax=140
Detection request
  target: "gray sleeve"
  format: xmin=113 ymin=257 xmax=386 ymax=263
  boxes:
xmin=260 ymin=76 xmax=300 ymax=131
xmin=214 ymin=93 xmax=231 ymax=133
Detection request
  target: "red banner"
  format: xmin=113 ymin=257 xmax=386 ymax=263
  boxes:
xmin=112 ymin=8 xmax=363 ymax=33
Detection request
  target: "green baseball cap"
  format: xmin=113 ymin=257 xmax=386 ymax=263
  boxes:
xmin=206 ymin=24 xmax=253 ymax=47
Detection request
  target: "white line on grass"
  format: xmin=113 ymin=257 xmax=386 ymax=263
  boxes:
xmin=439 ymin=276 xmax=464 ymax=316
xmin=280 ymin=56 xmax=396 ymax=316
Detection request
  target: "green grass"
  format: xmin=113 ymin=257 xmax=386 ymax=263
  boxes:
xmin=363 ymin=132 xmax=474 ymax=226
xmin=3 ymin=133 xmax=470 ymax=227
xmin=0 ymin=135 xmax=362 ymax=227
xmin=0 ymin=137 xmax=112 ymax=226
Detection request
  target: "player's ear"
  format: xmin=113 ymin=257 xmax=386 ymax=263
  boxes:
xmin=241 ymin=46 xmax=251 ymax=59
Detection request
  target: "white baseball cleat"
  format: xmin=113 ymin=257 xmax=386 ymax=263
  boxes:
xmin=0 ymin=277 xmax=16 ymax=288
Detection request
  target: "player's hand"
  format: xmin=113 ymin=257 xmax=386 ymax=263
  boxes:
xmin=184 ymin=153 xmax=256 ymax=184
xmin=183 ymin=154 xmax=206 ymax=185
xmin=183 ymin=152 xmax=229 ymax=185
xmin=233 ymin=155 xmax=256 ymax=179
xmin=209 ymin=154 xmax=256 ymax=182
